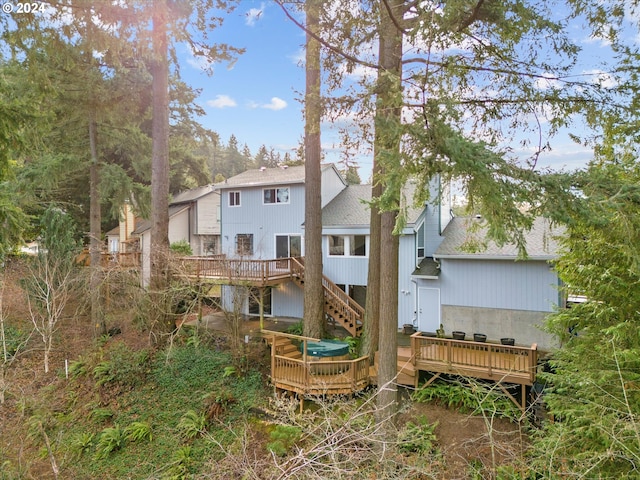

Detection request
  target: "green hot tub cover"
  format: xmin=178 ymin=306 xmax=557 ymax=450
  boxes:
xmin=301 ymin=339 xmax=350 ymax=358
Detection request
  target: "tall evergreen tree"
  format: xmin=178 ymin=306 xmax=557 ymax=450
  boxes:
xmin=303 ymin=0 xmax=325 ymax=339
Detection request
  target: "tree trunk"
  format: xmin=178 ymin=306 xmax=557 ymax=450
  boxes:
xmin=360 ymin=166 xmax=381 ymax=360
xmin=374 ymin=0 xmax=404 ymax=426
xmin=88 ymin=113 xmax=104 ymax=337
xmin=150 ymin=0 xmax=172 ymax=336
xmin=303 ymin=0 xmax=325 ymax=339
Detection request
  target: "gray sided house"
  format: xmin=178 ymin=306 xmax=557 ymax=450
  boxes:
xmin=426 ymin=217 xmax=561 ymax=350
xmin=321 ymin=178 xmax=450 ymax=329
xmin=217 ymin=164 xmax=347 ymax=317
xmin=134 ymin=184 xmax=221 ymax=286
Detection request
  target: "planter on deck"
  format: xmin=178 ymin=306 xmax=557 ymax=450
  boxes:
xmin=500 ymin=338 xmax=515 ymax=346
xmin=452 ymin=331 xmax=466 ymax=340
xmin=473 ymin=333 xmax=487 ymax=343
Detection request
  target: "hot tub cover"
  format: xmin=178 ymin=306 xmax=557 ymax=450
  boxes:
xmin=301 ymin=339 xmax=350 ymax=357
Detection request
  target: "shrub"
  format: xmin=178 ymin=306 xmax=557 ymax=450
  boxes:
xmin=398 ymin=416 xmax=438 ymax=454
xmin=1 ymin=325 xmax=27 ymax=357
xmin=170 ymin=240 xmax=193 ymax=256
xmin=266 ymin=424 xmax=302 ymax=456
xmin=68 ymin=356 xmax=89 ymax=378
xmin=286 ymin=320 xmax=304 ymax=336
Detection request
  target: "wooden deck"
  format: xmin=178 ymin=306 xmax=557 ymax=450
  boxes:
xmin=178 ymin=256 xmax=294 ymax=286
xmin=411 ymin=333 xmax=538 ymax=386
xmin=264 ymin=330 xmax=539 ymax=412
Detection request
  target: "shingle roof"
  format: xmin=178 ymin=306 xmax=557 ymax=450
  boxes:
xmin=216 ymin=165 xmax=307 ymax=188
xmin=132 ymin=205 xmax=189 ymax=235
xmin=322 ymin=181 xmax=426 ymax=227
xmin=171 ymin=184 xmax=216 ymax=204
xmin=412 ymin=257 xmax=440 ymax=277
xmin=322 ymin=185 xmax=372 ymax=226
xmin=434 ymin=216 xmax=562 ymax=260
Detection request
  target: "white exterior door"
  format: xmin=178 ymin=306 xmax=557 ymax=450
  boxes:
xmin=417 ymin=287 xmax=441 ymax=333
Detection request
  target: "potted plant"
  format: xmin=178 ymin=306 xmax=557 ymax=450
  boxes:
xmin=452 ymin=331 xmax=466 ymax=340
xmin=473 ymin=333 xmax=487 ymax=343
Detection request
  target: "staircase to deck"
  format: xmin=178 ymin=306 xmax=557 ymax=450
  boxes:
xmin=264 ymin=336 xmax=302 ymax=360
xmin=290 ymin=258 xmax=364 ymax=337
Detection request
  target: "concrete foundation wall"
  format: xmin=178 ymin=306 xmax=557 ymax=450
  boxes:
xmin=441 ymin=305 xmax=558 ymax=352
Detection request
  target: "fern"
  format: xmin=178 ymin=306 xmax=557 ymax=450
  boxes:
xmin=93 ymin=361 xmax=115 ymax=386
xmin=88 ymin=407 xmax=114 ymax=423
xmin=95 ymin=425 xmax=126 ymax=459
xmin=124 ymin=421 xmax=152 ymax=443
xmin=176 ymin=410 xmax=207 ymax=439
xmin=69 ymin=432 xmax=94 ymax=458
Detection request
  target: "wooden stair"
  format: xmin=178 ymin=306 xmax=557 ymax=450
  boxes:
xmin=264 ymin=336 xmax=302 ymax=360
xmin=290 ymin=258 xmax=364 ymax=337
xmin=370 ymin=347 xmax=417 ymax=387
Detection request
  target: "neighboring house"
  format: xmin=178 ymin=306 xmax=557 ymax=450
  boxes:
xmin=134 ymin=184 xmax=221 ymax=285
xmin=105 ymin=202 xmax=140 ymax=254
xmin=428 ymin=216 xmax=561 ymax=350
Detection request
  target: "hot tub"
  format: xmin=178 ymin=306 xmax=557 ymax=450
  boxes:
xmin=302 ymin=339 xmax=350 ymax=359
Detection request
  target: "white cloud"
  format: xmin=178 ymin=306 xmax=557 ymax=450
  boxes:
xmin=582 ymin=69 xmax=618 ymax=89
xmin=207 ymin=95 xmax=237 ymax=109
xmin=245 ymin=3 xmax=266 ymax=26
xmin=255 ymin=97 xmax=287 ymax=111
xmin=534 ymin=73 xmax=562 ymax=91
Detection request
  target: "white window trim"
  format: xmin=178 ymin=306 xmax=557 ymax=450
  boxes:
xmin=229 ymin=191 xmax=241 ymax=207
xmin=327 ymin=235 xmax=368 ymax=258
xmin=263 ymin=187 xmax=290 ymax=205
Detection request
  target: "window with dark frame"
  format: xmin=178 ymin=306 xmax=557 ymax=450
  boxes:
xmin=349 ymin=235 xmax=367 ymax=256
xmin=328 ymin=235 xmax=345 ymax=255
xmin=263 ymin=187 xmax=290 ymax=204
xmin=236 ymin=234 xmax=253 ymax=256
xmin=229 ymin=191 xmax=240 ymax=207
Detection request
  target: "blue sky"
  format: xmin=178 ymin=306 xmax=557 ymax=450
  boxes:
xmin=178 ymin=1 xmax=634 ymax=183
xmin=180 ymin=2 xmax=316 ymax=167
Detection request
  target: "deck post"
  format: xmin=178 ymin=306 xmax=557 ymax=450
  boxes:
xmin=259 ymin=288 xmax=265 ymax=330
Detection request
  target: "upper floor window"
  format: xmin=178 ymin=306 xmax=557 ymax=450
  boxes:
xmin=229 ymin=191 xmax=241 ymax=207
xmin=417 ymin=221 xmax=425 ymax=258
xmin=263 ymin=187 xmax=290 ymax=204
xmin=328 ymin=235 xmax=367 ymax=257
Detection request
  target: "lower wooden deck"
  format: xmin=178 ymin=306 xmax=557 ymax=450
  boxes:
xmin=264 ymin=330 xmax=538 ymax=411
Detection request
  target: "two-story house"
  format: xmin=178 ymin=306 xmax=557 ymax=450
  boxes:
xmin=136 ymin=163 xmax=560 ymax=350
xmin=216 ymin=164 xmax=347 ymax=318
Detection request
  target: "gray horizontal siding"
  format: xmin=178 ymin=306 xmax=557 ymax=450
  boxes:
xmin=439 ymin=259 xmax=559 ymax=312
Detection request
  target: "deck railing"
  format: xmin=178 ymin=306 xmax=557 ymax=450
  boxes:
xmin=410 ymin=333 xmax=538 ymax=385
xmin=272 ymin=355 xmax=370 ymax=395
xmin=263 ymin=330 xmax=370 ymax=396
xmin=178 ymin=256 xmax=293 ymax=284
xmin=77 ymin=250 xmax=141 ymax=268
xmin=290 ymin=257 xmax=364 ymax=336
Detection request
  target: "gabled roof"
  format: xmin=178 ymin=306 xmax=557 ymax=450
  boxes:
xmin=132 ymin=205 xmax=190 ymax=235
xmin=217 ymin=165 xmax=306 ymax=188
xmin=434 ymin=216 xmax=562 ymax=260
xmin=217 ymin=164 xmax=342 ymax=189
xmin=322 ymin=181 xmax=426 ymax=228
xmin=170 ymin=184 xmax=217 ymax=204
